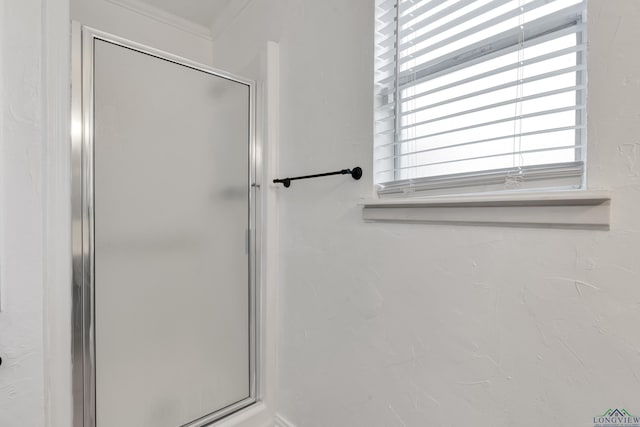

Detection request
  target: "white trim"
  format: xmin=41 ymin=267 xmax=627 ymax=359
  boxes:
xmin=43 ymin=0 xmax=73 ymax=426
xmin=261 ymin=39 xmax=282 ymax=420
xmin=105 ymin=0 xmax=213 ymax=40
xmin=274 ymin=414 xmax=297 ymax=427
xmin=361 ymin=191 xmax=611 ymax=230
xmin=210 ymin=0 xmax=256 ymax=41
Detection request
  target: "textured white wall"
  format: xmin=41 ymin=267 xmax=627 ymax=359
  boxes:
xmin=213 ymin=1 xmax=640 ymax=426
xmin=0 ymin=0 xmax=46 ymax=425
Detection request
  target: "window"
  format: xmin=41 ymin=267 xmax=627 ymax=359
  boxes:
xmin=374 ymin=0 xmax=587 ymax=197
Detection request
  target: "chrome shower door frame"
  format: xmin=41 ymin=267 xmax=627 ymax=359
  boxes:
xmin=71 ymin=23 xmax=260 ymax=427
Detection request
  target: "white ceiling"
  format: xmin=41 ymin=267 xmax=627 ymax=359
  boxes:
xmin=138 ymin=0 xmax=233 ymax=28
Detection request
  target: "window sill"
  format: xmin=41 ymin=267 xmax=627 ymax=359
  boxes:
xmin=360 ymin=191 xmax=611 ymax=230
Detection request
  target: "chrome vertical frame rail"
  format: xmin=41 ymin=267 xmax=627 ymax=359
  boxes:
xmin=71 ymin=24 xmax=261 ymax=427
xmin=71 ymin=22 xmax=96 ymax=427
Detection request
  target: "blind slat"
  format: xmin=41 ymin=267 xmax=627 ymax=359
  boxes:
xmin=376 ymin=106 xmax=585 ymax=160
xmin=399 ymin=0 xmax=454 ymax=22
xmin=398 ymin=0 xmax=571 ymax=66
xmin=376 ymin=145 xmax=581 ymax=175
xmin=376 ymin=12 xmax=583 ymax=87
xmin=376 ymin=84 xmax=586 ymax=140
xmin=401 ymin=43 xmax=585 ymax=104
xmin=396 ymin=20 xmax=583 ymax=90
xmin=398 ymin=0 xmax=512 ymax=49
xmin=376 ymin=19 xmax=397 ymax=37
xmin=378 ymin=123 xmax=586 ymax=155
xmin=378 ymin=4 xmax=398 ymax=22
xmin=399 ymin=4 xmax=584 ymax=80
xmin=377 ymin=0 xmax=396 ymax=9
xmin=400 ymin=65 xmax=585 ymax=123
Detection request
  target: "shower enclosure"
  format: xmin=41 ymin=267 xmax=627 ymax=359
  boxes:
xmin=71 ymin=25 xmax=258 ymax=427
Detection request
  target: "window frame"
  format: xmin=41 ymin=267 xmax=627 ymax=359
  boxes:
xmin=374 ymin=0 xmax=589 ymax=198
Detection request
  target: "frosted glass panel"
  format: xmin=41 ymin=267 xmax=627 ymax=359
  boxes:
xmin=93 ymin=39 xmax=250 ymax=427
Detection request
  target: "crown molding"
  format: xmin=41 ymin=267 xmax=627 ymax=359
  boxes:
xmin=105 ymin=0 xmax=213 ymax=40
xmin=210 ymin=0 xmax=255 ymax=40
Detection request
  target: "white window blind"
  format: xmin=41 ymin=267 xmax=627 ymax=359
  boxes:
xmin=374 ymin=0 xmax=587 ymax=197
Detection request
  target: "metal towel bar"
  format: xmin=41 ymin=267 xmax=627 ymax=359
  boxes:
xmin=273 ymin=166 xmax=363 ymax=188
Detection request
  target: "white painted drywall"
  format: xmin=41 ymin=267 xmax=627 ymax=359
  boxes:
xmin=71 ymin=0 xmax=214 ymax=65
xmin=212 ymin=1 xmax=640 ymax=426
xmin=0 ymin=0 xmax=46 ymax=425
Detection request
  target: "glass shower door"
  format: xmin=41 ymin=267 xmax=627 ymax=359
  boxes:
xmin=73 ymin=28 xmax=256 ymax=427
